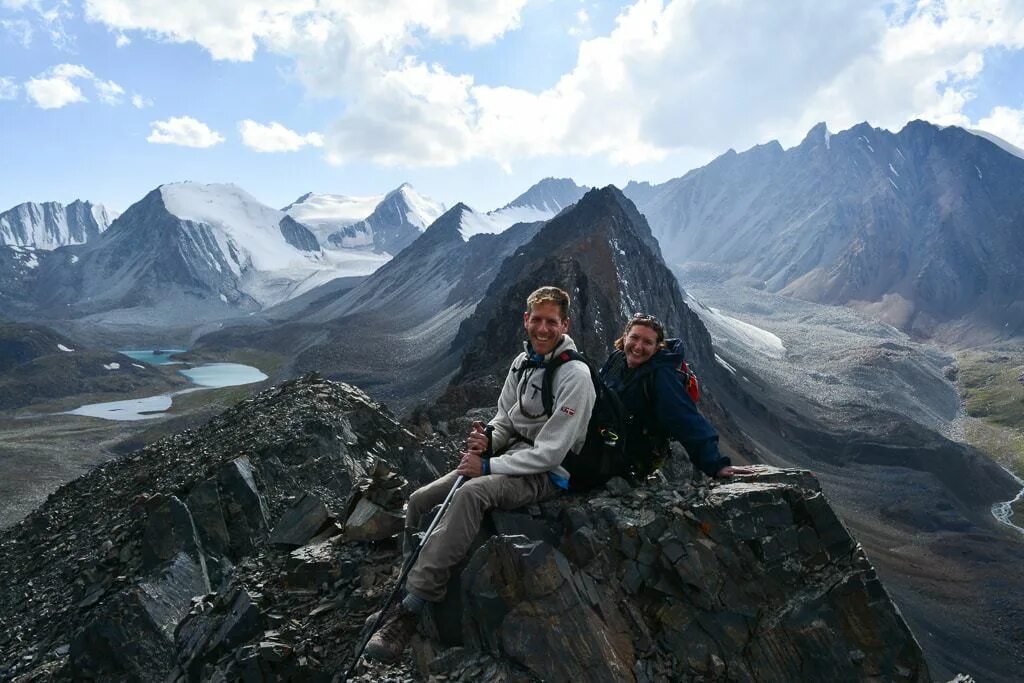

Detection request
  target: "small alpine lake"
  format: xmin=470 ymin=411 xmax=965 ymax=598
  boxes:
xmin=66 ymin=350 xmax=268 ymax=421
xmin=118 ymin=348 xmax=188 ymax=365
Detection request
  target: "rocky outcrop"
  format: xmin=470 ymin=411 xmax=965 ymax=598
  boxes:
xmin=414 ymin=470 xmax=928 ymax=682
xmin=0 ymin=375 xmax=927 ymax=682
xmin=0 ymin=374 xmax=444 ymax=680
xmin=278 ymin=215 xmax=321 ymax=252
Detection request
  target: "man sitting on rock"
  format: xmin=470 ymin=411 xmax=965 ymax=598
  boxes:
xmin=364 ymin=285 xmax=597 ymax=662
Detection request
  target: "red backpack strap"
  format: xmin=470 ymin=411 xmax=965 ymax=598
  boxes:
xmin=680 ymin=360 xmax=700 ymax=403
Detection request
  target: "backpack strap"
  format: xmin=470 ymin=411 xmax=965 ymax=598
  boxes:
xmin=540 ymin=349 xmax=595 ymax=416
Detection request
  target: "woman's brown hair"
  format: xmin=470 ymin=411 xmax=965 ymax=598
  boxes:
xmin=613 ymin=313 xmax=667 ymax=350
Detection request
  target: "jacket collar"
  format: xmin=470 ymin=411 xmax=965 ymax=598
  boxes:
xmin=523 ymin=334 xmax=577 ymax=364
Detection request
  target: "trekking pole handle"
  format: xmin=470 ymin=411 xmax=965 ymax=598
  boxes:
xmin=484 ymin=424 xmax=494 ymax=459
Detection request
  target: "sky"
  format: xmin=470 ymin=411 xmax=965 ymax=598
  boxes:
xmin=2 ymin=0 xmax=1024 ymax=215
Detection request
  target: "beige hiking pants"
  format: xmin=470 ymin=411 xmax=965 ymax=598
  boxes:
xmin=404 ymin=469 xmax=559 ymax=602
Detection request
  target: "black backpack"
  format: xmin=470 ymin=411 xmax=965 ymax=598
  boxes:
xmin=532 ymin=350 xmax=631 ymax=491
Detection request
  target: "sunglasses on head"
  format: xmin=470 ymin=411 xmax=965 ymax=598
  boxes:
xmin=631 ymin=312 xmax=664 ymax=330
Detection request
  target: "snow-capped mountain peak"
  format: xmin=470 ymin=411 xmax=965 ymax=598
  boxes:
xmin=325 ymin=183 xmax=446 ymax=255
xmin=281 ymin=191 xmax=385 ymax=241
xmin=0 ymin=199 xmax=114 ymax=249
xmin=392 ymin=183 xmax=445 ymax=230
xmin=499 ymin=177 xmax=589 ymax=213
xmin=160 ymin=182 xmax=317 ymax=272
xmin=452 ymin=177 xmax=591 ymax=238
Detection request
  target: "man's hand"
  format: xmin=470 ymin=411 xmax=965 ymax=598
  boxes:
xmin=465 ymin=420 xmax=489 ymax=456
xmin=457 ymin=451 xmax=484 ymax=478
xmin=715 ymin=465 xmax=759 ymax=478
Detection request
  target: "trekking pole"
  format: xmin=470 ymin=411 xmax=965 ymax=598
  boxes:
xmin=341 ymin=426 xmax=491 ymax=680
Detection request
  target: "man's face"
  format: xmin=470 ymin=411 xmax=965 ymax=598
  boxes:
xmin=523 ymin=301 xmax=569 ymax=356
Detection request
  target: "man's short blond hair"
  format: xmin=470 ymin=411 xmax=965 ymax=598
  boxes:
xmin=526 ymin=286 xmax=571 ymax=321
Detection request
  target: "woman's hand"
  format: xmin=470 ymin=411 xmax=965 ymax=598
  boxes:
xmin=715 ymin=465 xmax=759 ymax=478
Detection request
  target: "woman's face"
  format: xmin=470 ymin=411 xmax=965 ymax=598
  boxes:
xmin=623 ymin=323 xmax=660 ymax=368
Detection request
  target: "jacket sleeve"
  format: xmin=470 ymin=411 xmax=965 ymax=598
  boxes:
xmin=487 ymin=361 xmax=521 ymax=455
xmin=652 ymin=366 xmax=730 ymax=476
xmin=488 ymin=362 xmax=596 ymax=475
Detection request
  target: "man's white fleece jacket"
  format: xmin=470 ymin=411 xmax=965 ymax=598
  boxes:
xmin=487 ymin=334 xmax=597 ymax=482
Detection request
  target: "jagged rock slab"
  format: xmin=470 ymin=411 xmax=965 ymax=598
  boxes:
xmin=219 ymin=456 xmax=271 ymax=558
xmin=461 ymin=535 xmax=635 ymax=682
xmin=68 ymin=551 xmax=209 ymax=679
xmin=344 ymin=497 xmax=404 ymax=541
xmin=269 ymin=493 xmax=331 ymax=547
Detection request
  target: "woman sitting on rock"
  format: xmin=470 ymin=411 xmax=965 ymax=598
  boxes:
xmin=599 ymin=313 xmax=755 ymax=479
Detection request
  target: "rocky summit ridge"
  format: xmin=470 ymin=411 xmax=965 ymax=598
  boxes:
xmin=0 ymin=374 xmax=928 ymax=681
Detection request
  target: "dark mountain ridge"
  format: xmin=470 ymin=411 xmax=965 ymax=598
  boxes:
xmin=628 ymin=120 xmax=1024 ymax=344
xmin=432 ymin=186 xmax=732 ymax=430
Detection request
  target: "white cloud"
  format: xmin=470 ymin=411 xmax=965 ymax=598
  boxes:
xmin=238 ymin=120 xmax=324 ymax=152
xmin=9 ymin=0 xmax=77 ymax=50
xmin=50 ymin=63 xmax=94 ymax=80
xmin=568 ymin=8 xmax=589 ymax=37
xmin=976 ymin=105 xmax=1024 ymax=148
xmin=0 ymin=76 xmax=19 ymax=100
xmin=82 ymin=0 xmax=529 ymax=61
xmin=115 ymin=32 xmax=130 ymax=47
xmin=1 ymin=18 xmax=34 ymax=47
xmin=22 ymin=63 xmax=139 ymax=109
xmin=147 ymin=116 xmax=225 ymax=147
xmin=80 ymin=0 xmax=1024 ymax=168
xmin=130 ymin=93 xmax=152 ymax=108
xmin=25 ymin=64 xmax=90 ymax=108
xmin=95 ymin=79 xmax=125 ymax=104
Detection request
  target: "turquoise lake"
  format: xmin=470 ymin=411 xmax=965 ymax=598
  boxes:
xmin=67 ymin=351 xmax=267 ymax=421
xmin=118 ymin=349 xmax=188 ymax=365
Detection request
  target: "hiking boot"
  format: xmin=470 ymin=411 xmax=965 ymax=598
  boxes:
xmin=363 ymin=605 xmax=419 ymax=663
xmin=363 ymin=601 xmax=397 ymax=633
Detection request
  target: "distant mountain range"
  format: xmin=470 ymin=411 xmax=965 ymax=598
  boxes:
xmin=283 ymin=183 xmax=444 ymax=255
xmin=4 ymin=120 xmax=1023 ymax=349
xmin=28 ymin=182 xmax=371 ymax=319
xmin=0 ymin=200 xmax=115 ymax=249
xmin=626 ymin=120 xmax=1024 ymax=344
xmin=0 ymin=178 xmax=589 ymax=343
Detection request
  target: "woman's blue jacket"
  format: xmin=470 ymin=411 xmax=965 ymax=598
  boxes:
xmin=599 ymin=338 xmax=729 ymax=477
